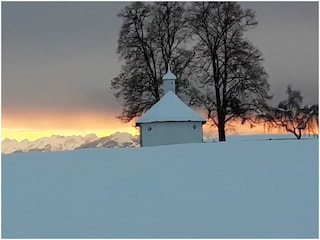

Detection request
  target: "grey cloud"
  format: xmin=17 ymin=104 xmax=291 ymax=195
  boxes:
xmin=242 ymin=2 xmax=318 ymax=105
xmin=2 ymin=2 xmax=318 ymax=115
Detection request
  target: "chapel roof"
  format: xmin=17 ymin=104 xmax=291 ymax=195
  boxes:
xmin=136 ymin=91 xmax=206 ymax=125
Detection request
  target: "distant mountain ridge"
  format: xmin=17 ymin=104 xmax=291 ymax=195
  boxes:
xmin=1 ymin=132 xmax=139 ymax=154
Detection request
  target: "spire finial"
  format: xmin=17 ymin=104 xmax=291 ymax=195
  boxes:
xmin=167 ymin=60 xmax=171 ymax=73
xmin=163 ymin=61 xmax=176 ymax=94
xmin=163 ymin=62 xmax=176 ymax=80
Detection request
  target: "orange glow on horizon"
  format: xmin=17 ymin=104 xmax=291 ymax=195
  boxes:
xmin=202 ymin=120 xmax=285 ymax=139
xmin=2 ymin=128 xmax=139 ymax=142
xmin=2 ymin=110 xmax=139 ymax=141
xmin=2 ymin=109 xmax=318 ymax=142
xmin=203 ymin=119 xmax=319 ymax=139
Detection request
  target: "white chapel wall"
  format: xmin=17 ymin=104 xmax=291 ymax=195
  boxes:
xmin=139 ymin=121 xmax=203 ymax=147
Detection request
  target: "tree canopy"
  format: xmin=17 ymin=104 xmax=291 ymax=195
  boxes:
xmin=256 ymin=85 xmax=318 ymax=139
xmin=112 ymin=2 xmax=193 ymax=122
xmin=112 ymin=2 xmax=271 ymax=141
xmin=187 ymin=2 xmax=271 ymax=141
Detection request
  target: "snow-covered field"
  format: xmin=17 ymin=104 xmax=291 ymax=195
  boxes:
xmin=2 ymin=135 xmax=318 ymax=238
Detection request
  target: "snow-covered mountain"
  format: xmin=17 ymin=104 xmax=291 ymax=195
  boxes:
xmin=1 ymin=132 xmax=139 ymax=154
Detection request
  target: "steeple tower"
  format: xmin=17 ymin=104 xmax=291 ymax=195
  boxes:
xmin=162 ymin=64 xmax=176 ymax=94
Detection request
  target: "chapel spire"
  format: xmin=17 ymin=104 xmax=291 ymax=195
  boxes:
xmin=162 ymin=63 xmax=176 ymax=95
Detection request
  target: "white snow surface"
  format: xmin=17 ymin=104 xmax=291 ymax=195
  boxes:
xmin=2 ymin=135 xmax=318 ymax=238
xmin=136 ymin=91 xmax=206 ymax=124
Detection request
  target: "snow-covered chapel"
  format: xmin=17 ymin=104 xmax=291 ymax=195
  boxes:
xmin=136 ymin=67 xmax=206 ymax=147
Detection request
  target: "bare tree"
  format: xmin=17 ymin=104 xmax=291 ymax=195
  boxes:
xmin=187 ymin=2 xmax=271 ymax=141
xmin=256 ymin=85 xmax=318 ymax=139
xmin=111 ymin=2 xmax=193 ymax=122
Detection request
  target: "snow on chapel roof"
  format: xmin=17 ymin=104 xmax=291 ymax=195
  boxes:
xmin=136 ymin=91 xmax=206 ymax=125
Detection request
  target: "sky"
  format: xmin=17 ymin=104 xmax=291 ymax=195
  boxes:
xmin=2 ymin=1 xmax=319 ymax=141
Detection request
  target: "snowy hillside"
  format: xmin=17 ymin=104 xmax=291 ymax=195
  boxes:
xmin=2 ymin=136 xmax=318 ymax=238
xmin=1 ymin=132 xmax=139 ymax=154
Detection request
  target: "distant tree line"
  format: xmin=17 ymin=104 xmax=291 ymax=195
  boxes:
xmin=111 ymin=2 xmax=317 ymax=141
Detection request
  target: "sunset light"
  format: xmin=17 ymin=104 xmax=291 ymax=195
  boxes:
xmin=1 ymin=127 xmax=139 ymax=142
xmin=4 ymin=111 xmax=315 ymax=142
xmin=2 ymin=106 xmax=318 ymax=142
xmin=1 ymin=110 xmax=139 ymax=141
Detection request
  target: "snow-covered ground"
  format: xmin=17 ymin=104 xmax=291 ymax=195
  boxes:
xmin=2 ymin=135 xmax=318 ymax=238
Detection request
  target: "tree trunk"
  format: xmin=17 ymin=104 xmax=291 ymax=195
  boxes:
xmin=296 ymin=129 xmax=302 ymax=140
xmin=218 ymin=123 xmax=226 ymax=141
xmin=218 ymin=112 xmax=226 ymax=141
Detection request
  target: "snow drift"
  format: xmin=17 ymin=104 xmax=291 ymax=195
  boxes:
xmin=2 ymin=136 xmax=318 ymax=238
